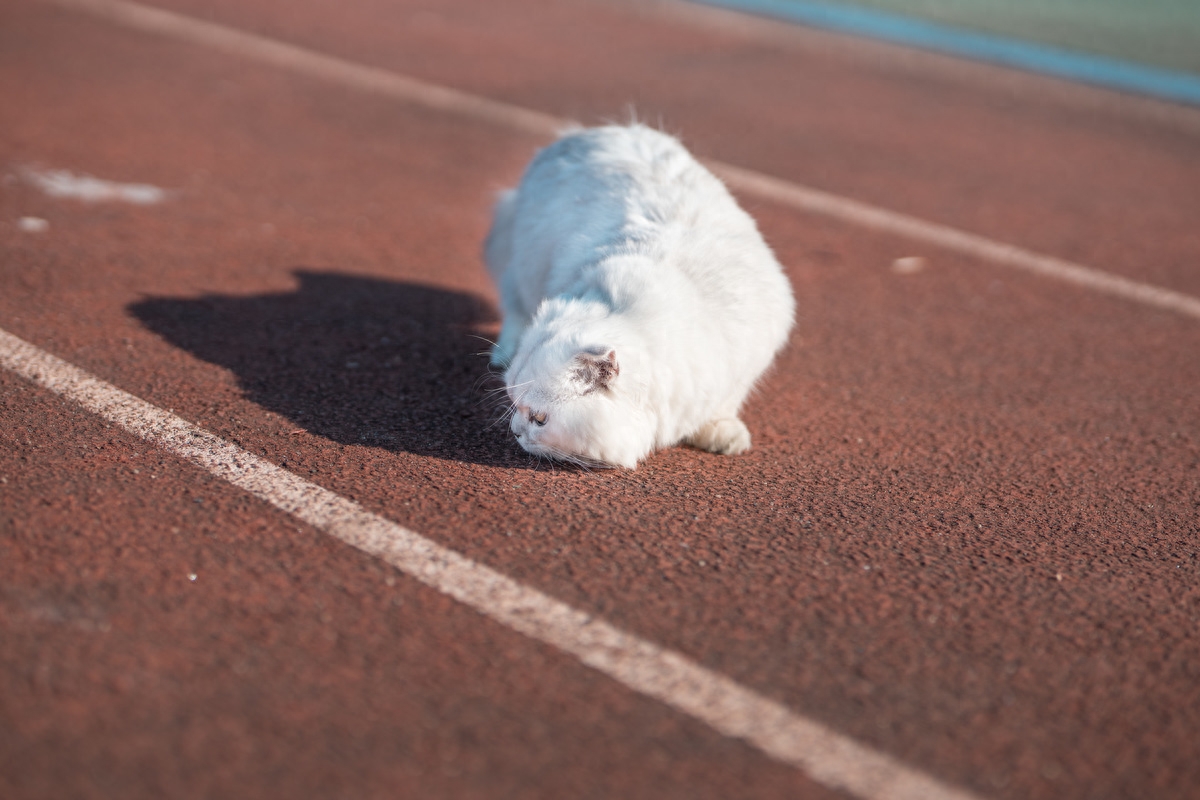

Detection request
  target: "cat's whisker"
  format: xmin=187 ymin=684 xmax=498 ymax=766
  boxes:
xmin=534 ymin=442 xmax=607 ymax=473
xmin=476 ymin=376 xmax=534 ymax=428
xmin=485 ymin=400 xmax=525 ymax=431
xmin=552 ymin=452 xmax=590 ymax=473
xmin=477 ymin=383 xmax=511 ymax=399
xmin=482 ymin=405 xmax=512 ymax=423
xmin=480 ymin=397 xmax=508 ymax=414
xmin=482 ymin=382 xmax=522 ymax=396
xmin=471 ymin=373 xmax=500 ymax=393
xmin=475 ymin=382 xmax=509 ymax=399
xmin=512 ymin=385 xmax=537 ymax=408
xmin=486 ymin=414 xmax=513 ymax=432
xmin=485 ymin=406 xmax=511 ymax=428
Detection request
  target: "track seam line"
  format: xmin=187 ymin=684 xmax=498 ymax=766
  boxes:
xmin=0 ymin=327 xmax=986 ymax=800
xmin=43 ymin=0 xmax=1200 ymax=323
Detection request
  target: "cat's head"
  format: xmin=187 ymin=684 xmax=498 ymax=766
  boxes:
xmin=505 ymin=340 xmax=650 ymax=469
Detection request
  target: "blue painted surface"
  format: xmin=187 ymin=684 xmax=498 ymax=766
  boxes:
xmin=693 ymin=0 xmax=1200 ymax=106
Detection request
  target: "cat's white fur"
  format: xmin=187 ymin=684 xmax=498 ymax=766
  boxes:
xmin=484 ymin=124 xmax=794 ymax=468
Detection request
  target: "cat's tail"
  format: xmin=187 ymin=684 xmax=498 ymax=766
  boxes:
xmin=483 ymin=189 xmax=518 ymax=282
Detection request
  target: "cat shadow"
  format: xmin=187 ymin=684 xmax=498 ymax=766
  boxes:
xmin=129 ymin=269 xmax=532 ymax=468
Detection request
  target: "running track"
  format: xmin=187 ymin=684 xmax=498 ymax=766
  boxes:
xmin=2 ymin=0 xmax=1198 ymax=798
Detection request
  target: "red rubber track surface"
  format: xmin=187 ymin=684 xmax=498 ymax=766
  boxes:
xmin=1 ymin=1 xmax=1198 ymax=798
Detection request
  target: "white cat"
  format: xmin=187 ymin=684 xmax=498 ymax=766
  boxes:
xmin=484 ymin=124 xmax=794 ymax=468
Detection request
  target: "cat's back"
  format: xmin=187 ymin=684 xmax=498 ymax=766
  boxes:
xmin=548 ymin=127 xmax=789 ymax=324
xmin=526 ymin=124 xmax=689 ymax=185
xmin=501 ymin=125 xmax=692 ymax=293
xmin=511 ymin=125 xmax=766 ymax=280
xmin=519 ymin=125 xmax=718 ymax=220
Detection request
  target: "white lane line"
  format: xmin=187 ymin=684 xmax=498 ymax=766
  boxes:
xmin=0 ymin=327 xmax=984 ymax=800
xmin=712 ymin=162 xmax=1200 ymax=321
xmin=47 ymin=0 xmax=564 ymax=138
xmin=45 ymin=0 xmax=1200 ymax=323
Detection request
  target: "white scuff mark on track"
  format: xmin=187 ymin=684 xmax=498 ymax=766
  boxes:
xmin=43 ymin=0 xmax=1200 ymax=323
xmin=0 ymin=325 xmax=987 ymax=800
xmin=18 ymin=217 xmax=50 ymax=233
xmin=20 ymin=167 xmax=167 ymax=205
xmin=891 ymin=256 xmax=927 ymax=275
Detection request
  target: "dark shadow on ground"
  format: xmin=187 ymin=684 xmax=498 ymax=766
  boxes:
xmin=130 ymin=270 xmax=530 ymax=468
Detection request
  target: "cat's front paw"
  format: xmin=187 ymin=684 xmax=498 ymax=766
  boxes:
xmin=686 ymin=418 xmax=751 ymax=455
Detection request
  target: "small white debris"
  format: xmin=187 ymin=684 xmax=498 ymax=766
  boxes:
xmin=891 ymin=256 xmax=926 ymax=274
xmin=188 ymin=573 xmax=197 ymax=582
xmin=18 ymin=216 xmax=49 ymax=233
xmin=21 ymin=167 xmax=167 ymax=205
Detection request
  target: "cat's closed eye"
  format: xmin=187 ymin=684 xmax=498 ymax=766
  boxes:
xmin=529 ymin=411 xmax=547 ymax=427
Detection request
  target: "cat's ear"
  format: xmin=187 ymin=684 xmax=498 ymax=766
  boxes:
xmin=572 ymin=349 xmax=619 ymax=394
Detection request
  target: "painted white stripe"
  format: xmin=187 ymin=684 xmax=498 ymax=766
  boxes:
xmin=0 ymin=326 xmax=983 ymax=800
xmin=48 ymin=0 xmax=565 ymax=139
xmin=710 ymin=162 xmax=1200 ymax=321
xmin=44 ymin=0 xmax=1200 ymax=323
xmin=21 ymin=166 xmax=167 ymax=204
